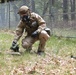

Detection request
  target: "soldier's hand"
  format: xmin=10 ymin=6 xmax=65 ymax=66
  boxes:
xmin=31 ymin=31 xmax=38 ymax=38
xmin=10 ymin=41 xmax=19 ymax=52
xmin=10 ymin=41 xmax=16 ymax=50
xmin=12 ymin=41 xmax=16 ymax=46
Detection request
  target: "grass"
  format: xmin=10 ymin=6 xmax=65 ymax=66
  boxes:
xmin=0 ymin=30 xmax=76 ymax=75
xmin=53 ymin=28 xmax=76 ymax=37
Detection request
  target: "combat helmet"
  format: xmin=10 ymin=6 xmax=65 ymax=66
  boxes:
xmin=18 ymin=6 xmax=29 ymax=15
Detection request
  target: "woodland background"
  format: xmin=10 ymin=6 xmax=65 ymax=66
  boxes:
xmin=0 ymin=0 xmax=76 ymax=37
xmin=0 ymin=0 xmax=76 ymax=75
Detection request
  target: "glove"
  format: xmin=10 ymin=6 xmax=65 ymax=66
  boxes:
xmin=31 ymin=31 xmax=38 ymax=38
xmin=10 ymin=41 xmax=19 ymax=52
xmin=12 ymin=41 xmax=16 ymax=46
xmin=44 ymin=28 xmax=51 ymax=36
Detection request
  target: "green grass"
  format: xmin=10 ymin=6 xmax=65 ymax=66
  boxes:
xmin=0 ymin=30 xmax=76 ymax=75
xmin=53 ymin=28 xmax=76 ymax=37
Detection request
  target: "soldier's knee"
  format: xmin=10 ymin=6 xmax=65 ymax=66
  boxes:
xmin=39 ymin=30 xmax=50 ymax=41
xmin=22 ymin=41 xmax=30 ymax=49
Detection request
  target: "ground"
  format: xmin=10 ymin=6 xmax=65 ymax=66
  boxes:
xmin=0 ymin=29 xmax=76 ymax=75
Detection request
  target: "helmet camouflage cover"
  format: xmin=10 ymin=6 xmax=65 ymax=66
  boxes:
xmin=18 ymin=6 xmax=29 ymax=14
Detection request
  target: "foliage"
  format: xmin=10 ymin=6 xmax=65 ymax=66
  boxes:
xmin=0 ymin=30 xmax=76 ymax=75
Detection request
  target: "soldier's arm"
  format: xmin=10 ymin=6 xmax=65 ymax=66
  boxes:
xmin=13 ymin=20 xmax=25 ymax=43
xmin=35 ymin=14 xmax=46 ymax=33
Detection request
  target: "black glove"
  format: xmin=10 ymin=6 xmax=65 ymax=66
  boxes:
xmin=31 ymin=31 xmax=38 ymax=38
xmin=10 ymin=41 xmax=19 ymax=52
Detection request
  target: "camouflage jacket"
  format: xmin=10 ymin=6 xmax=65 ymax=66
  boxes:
xmin=14 ymin=12 xmax=46 ymax=42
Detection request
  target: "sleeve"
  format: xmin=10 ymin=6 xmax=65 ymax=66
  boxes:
xmin=35 ymin=14 xmax=46 ymax=33
xmin=13 ymin=20 xmax=25 ymax=43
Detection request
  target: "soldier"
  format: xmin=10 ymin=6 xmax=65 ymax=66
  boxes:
xmin=10 ymin=5 xmax=50 ymax=55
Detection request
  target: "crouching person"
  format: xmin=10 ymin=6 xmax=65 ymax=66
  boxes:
xmin=10 ymin=5 xmax=50 ymax=55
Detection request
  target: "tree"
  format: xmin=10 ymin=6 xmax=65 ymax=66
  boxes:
xmin=70 ymin=0 xmax=75 ymax=20
xmin=1 ymin=0 xmax=5 ymax=3
xmin=10 ymin=0 xmax=18 ymax=21
xmin=49 ymin=0 xmax=55 ymax=19
xmin=42 ymin=1 xmax=49 ymax=17
xmin=1 ymin=0 xmax=5 ymax=25
xmin=30 ymin=0 xmax=35 ymax=12
xmin=63 ymin=0 xmax=69 ymax=21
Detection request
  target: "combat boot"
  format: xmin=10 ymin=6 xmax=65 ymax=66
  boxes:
xmin=9 ymin=45 xmax=21 ymax=55
xmin=25 ymin=46 xmax=32 ymax=53
xmin=37 ymin=50 xmax=45 ymax=55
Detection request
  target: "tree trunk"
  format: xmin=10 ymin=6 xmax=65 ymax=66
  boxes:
xmin=49 ymin=0 xmax=55 ymax=19
xmin=1 ymin=0 xmax=5 ymax=3
xmin=22 ymin=0 xmax=26 ymax=5
xmin=9 ymin=0 xmax=18 ymax=21
xmin=52 ymin=0 xmax=55 ymax=6
xmin=70 ymin=0 xmax=75 ymax=20
xmin=63 ymin=0 xmax=69 ymax=21
xmin=1 ymin=0 xmax=5 ymax=25
xmin=42 ymin=1 xmax=49 ymax=16
xmin=22 ymin=0 xmax=30 ymax=6
xmin=30 ymin=0 xmax=35 ymax=12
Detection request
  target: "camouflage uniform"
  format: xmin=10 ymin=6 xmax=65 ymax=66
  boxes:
xmin=13 ymin=6 xmax=50 ymax=52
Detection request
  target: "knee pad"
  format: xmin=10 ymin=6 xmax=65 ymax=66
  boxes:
xmin=39 ymin=30 xmax=50 ymax=41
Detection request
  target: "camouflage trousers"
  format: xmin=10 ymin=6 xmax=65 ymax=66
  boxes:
xmin=22 ymin=30 xmax=50 ymax=52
